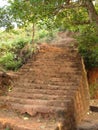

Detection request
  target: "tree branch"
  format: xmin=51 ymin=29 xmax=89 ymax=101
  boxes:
xmin=53 ymin=2 xmax=82 ymax=16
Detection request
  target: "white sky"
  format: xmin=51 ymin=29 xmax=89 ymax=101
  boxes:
xmin=0 ymin=0 xmax=8 ymax=7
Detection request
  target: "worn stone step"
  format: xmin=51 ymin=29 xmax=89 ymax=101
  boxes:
xmin=0 ymin=96 xmax=71 ymax=108
xmin=15 ymin=79 xmax=80 ymax=86
xmin=12 ymin=86 xmax=79 ymax=95
xmin=14 ymin=79 xmax=79 ymax=86
xmin=0 ymin=110 xmax=58 ymax=130
xmin=13 ymin=83 xmax=78 ymax=90
xmin=18 ymin=71 xmax=81 ymax=78
xmin=20 ymin=66 xmax=79 ymax=71
xmin=33 ymin=62 xmax=72 ymax=66
xmin=13 ymin=88 xmax=69 ymax=95
xmin=33 ymin=61 xmax=73 ymax=65
xmin=18 ymin=73 xmax=80 ymax=81
xmin=9 ymin=102 xmax=69 ymax=116
xmin=8 ymin=91 xmax=70 ymax=100
xmin=15 ymin=86 xmax=78 ymax=93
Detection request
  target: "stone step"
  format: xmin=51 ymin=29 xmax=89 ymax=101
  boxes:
xmin=13 ymin=88 xmax=69 ymax=95
xmin=9 ymin=102 xmax=68 ymax=116
xmin=0 ymin=96 xmax=71 ymax=106
xmin=18 ymin=75 xmax=78 ymax=80
xmin=24 ymin=54 xmax=70 ymax=59
xmin=0 ymin=110 xmax=58 ymax=130
xmin=13 ymin=83 xmax=78 ymax=90
xmin=8 ymin=91 xmax=70 ymax=100
xmin=32 ymin=61 xmax=73 ymax=65
xmin=18 ymin=70 xmax=76 ymax=75
xmin=19 ymin=59 xmax=80 ymax=65
xmin=12 ymin=86 xmax=79 ymax=95
xmin=34 ymin=58 xmax=81 ymax=64
xmin=19 ymin=65 xmax=79 ymax=71
xmin=17 ymin=79 xmax=80 ymax=86
xmin=33 ymin=59 xmax=80 ymax=64
xmin=16 ymin=78 xmax=80 ymax=86
xmin=12 ymin=85 xmax=78 ymax=95
xmin=17 ymin=74 xmax=80 ymax=81
xmin=19 ymin=69 xmax=81 ymax=76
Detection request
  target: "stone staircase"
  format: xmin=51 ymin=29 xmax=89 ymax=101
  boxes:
xmin=0 ymin=43 xmax=90 ymax=130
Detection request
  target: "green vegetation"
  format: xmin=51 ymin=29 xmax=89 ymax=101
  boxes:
xmin=89 ymin=83 xmax=98 ymax=98
xmin=0 ymin=26 xmax=58 ymax=71
xmin=77 ymin=24 xmax=98 ymax=69
xmin=0 ymin=52 xmax=22 ymax=70
xmin=0 ymin=29 xmax=31 ymax=71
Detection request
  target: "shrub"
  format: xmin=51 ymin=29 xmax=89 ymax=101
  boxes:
xmin=0 ymin=52 xmax=22 ymax=71
xmin=12 ymin=38 xmax=30 ymax=49
xmin=77 ymin=24 xmax=98 ymax=69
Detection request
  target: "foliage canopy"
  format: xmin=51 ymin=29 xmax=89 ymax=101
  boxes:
xmin=0 ymin=0 xmax=98 ymax=30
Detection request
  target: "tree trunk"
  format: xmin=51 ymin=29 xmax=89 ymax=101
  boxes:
xmin=84 ymin=0 xmax=98 ymax=24
xmin=32 ymin=23 xmax=35 ymax=44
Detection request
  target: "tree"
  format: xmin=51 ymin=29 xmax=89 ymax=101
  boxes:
xmin=1 ymin=0 xmax=98 ymax=30
xmin=0 ymin=7 xmax=14 ymax=30
xmin=83 ymin=0 xmax=98 ymax=23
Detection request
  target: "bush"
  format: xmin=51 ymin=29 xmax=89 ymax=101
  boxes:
xmin=0 ymin=25 xmax=58 ymax=71
xmin=12 ymin=38 xmax=30 ymax=50
xmin=0 ymin=44 xmax=12 ymax=56
xmin=77 ymin=24 xmax=98 ymax=69
xmin=0 ymin=52 xmax=22 ymax=71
